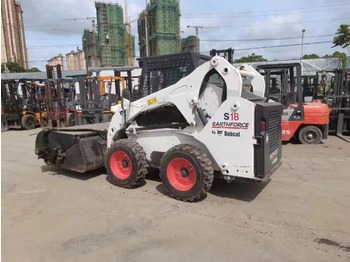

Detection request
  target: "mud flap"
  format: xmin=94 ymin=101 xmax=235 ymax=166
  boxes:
xmin=35 ymin=129 xmax=107 ymax=173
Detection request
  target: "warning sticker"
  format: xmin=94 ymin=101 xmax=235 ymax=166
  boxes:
xmin=147 ymin=97 xmax=157 ymax=106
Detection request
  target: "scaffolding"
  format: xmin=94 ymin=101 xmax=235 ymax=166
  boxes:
xmin=138 ymin=0 xmax=180 ymax=57
xmin=181 ymin=36 xmax=197 ymax=53
xmin=96 ymin=2 xmax=127 ymax=67
xmin=82 ymin=29 xmax=99 ymax=68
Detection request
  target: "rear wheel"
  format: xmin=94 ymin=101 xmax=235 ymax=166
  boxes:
xmin=298 ymin=125 xmax=322 ymax=144
xmin=106 ymin=139 xmax=148 ymax=188
xmin=160 ymin=144 xmax=214 ymax=202
xmin=21 ymin=114 xmax=37 ymax=130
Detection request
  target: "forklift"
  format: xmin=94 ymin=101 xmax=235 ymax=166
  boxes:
xmin=66 ymin=74 xmax=126 ymax=126
xmin=1 ymin=79 xmax=44 ymax=131
xmin=302 ymin=68 xmax=350 ymax=136
xmin=326 ymin=68 xmax=350 ymax=135
xmin=257 ymin=63 xmax=330 ymax=144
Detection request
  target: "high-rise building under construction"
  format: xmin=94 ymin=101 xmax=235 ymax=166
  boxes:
xmin=82 ymin=29 xmax=99 ymax=68
xmin=95 ymin=2 xmax=127 ymax=67
xmin=181 ymin=36 xmax=197 ymax=53
xmin=138 ymin=0 xmax=180 ymax=57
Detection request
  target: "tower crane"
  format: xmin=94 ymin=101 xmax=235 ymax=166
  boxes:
xmin=64 ymin=17 xmax=97 ymax=58
xmin=187 ymin=25 xmax=219 ymax=52
xmin=124 ymin=0 xmax=138 ymax=66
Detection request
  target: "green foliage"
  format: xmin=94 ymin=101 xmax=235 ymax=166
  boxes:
xmin=333 ymin=24 xmax=350 ymax=50
xmin=26 ymin=67 xmax=41 ymax=72
xmin=1 ymin=62 xmax=41 ymax=73
xmin=234 ymin=53 xmax=267 ymax=63
xmin=302 ymin=54 xmax=320 ymax=59
xmin=2 ymin=62 xmax=25 ymax=73
xmin=323 ymin=51 xmax=347 ymax=68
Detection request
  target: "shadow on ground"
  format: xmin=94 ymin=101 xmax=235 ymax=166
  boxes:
xmin=40 ymin=165 xmax=105 ymax=181
xmin=150 ymin=166 xmax=268 ymax=202
xmin=209 ymin=178 xmax=271 ymax=202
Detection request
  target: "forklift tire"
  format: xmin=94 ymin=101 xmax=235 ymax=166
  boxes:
xmin=160 ymin=144 xmax=214 ymax=202
xmin=298 ymin=125 xmax=322 ymax=144
xmin=106 ymin=139 xmax=148 ymax=188
xmin=21 ymin=114 xmax=37 ymax=130
xmin=1 ymin=120 xmax=9 ymax=132
xmin=67 ymin=113 xmax=75 ymax=126
xmin=42 ymin=117 xmax=48 ymax=127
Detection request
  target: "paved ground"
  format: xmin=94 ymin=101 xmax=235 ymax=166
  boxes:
xmin=2 ymin=129 xmax=350 ymax=262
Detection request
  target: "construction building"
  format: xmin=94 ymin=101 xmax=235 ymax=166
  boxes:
xmin=181 ymin=36 xmax=197 ymax=53
xmin=138 ymin=0 xmax=180 ymax=57
xmin=82 ymin=29 xmax=100 ymax=68
xmin=66 ymin=48 xmax=86 ymax=71
xmin=1 ymin=0 xmax=28 ymax=69
xmin=95 ymin=2 xmax=127 ymax=67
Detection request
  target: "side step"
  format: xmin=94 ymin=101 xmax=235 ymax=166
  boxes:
xmin=35 ymin=129 xmax=107 ymax=173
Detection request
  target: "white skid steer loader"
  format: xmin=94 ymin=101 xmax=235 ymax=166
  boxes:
xmin=104 ymin=56 xmax=282 ymax=201
xmin=35 ymin=54 xmax=282 ymax=202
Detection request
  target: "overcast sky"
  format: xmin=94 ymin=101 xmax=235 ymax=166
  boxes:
xmin=21 ymin=0 xmax=350 ymax=70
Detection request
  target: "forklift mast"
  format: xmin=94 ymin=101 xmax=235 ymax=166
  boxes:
xmin=257 ymin=63 xmax=304 ymax=120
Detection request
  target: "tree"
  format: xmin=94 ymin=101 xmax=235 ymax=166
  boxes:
xmin=26 ymin=67 xmax=41 ymax=72
xmin=234 ymin=53 xmax=267 ymax=63
xmin=1 ymin=62 xmax=25 ymax=73
xmin=302 ymin=54 xmax=320 ymax=59
xmin=1 ymin=62 xmax=41 ymax=73
xmin=333 ymin=24 xmax=350 ymax=54
xmin=323 ymin=51 xmax=347 ymax=68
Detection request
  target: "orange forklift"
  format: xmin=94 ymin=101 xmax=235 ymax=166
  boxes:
xmin=257 ymin=63 xmax=330 ymax=144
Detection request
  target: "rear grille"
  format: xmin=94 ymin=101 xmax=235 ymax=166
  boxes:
xmin=269 ymin=110 xmax=281 ymax=154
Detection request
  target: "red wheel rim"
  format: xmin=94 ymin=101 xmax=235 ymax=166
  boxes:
xmin=166 ymin=157 xmax=196 ymax=191
xmin=110 ymin=150 xmax=132 ymax=179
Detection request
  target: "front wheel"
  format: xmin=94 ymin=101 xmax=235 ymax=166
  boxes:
xmin=298 ymin=125 xmax=322 ymax=144
xmin=160 ymin=144 xmax=214 ymax=202
xmin=21 ymin=114 xmax=37 ymax=130
xmin=106 ymin=139 xmax=148 ymax=188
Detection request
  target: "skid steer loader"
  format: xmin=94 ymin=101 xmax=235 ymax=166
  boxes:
xmin=35 ymin=54 xmax=283 ymax=201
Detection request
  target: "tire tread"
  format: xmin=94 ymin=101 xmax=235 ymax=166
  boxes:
xmin=107 ymin=139 xmax=148 ymax=188
xmin=160 ymin=144 xmax=214 ymax=202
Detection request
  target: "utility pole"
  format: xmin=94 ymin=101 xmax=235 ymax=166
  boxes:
xmin=301 ymin=29 xmax=305 ymax=60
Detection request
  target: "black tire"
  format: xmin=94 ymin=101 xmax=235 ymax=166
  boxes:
xmin=1 ymin=119 xmax=9 ymax=132
xmin=21 ymin=114 xmax=37 ymax=130
xmin=298 ymin=125 xmax=322 ymax=144
xmin=160 ymin=144 xmax=214 ymax=202
xmin=42 ymin=117 xmax=48 ymax=127
xmin=67 ymin=113 xmax=75 ymax=126
xmin=102 ymin=113 xmax=113 ymax=123
xmin=106 ymin=139 xmax=148 ymax=188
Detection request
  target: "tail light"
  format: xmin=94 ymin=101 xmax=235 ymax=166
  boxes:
xmin=261 ymin=120 xmax=266 ymax=131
